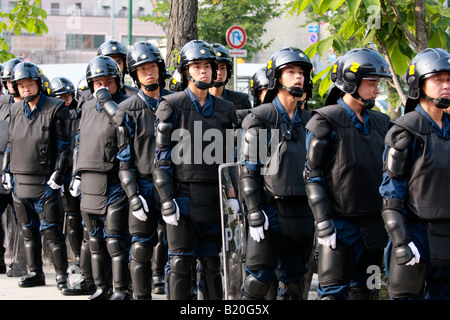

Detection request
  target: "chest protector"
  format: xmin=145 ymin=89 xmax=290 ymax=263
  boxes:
xmin=120 ymin=94 xmax=157 ymax=178
xmin=247 ymin=103 xmax=310 ymax=197
xmin=77 ymin=99 xmax=123 ymax=173
xmin=9 ymin=97 xmax=64 ymax=198
xmin=391 ymin=111 xmax=450 ymax=221
xmin=307 ymin=104 xmax=389 ymax=217
xmin=158 ymin=91 xmax=236 ymax=183
xmin=0 ymin=95 xmax=11 ymax=154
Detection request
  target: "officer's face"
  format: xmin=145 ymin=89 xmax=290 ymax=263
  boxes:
xmin=56 ymin=92 xmax=73 ymax=107
xmin=187 ymin=60 xmax=212 ymax=84
xmin=258 ymin=87 xmax=268 ymax=103
xmin=216 ymin=62 xmax=228 ymax=83
xmin=17 ymin=79 xmax=39 ymax=99
xmin=422 ymin=72 xmax=450 ymax=101
xmin=136 ymin=62 xmax=159 ymax=85
xmin=6 ymin=79 xmax=15 ymax=93
xmin=279 ymin=65 xmax=304 ymax=89
xmin=93 ymin=76 xmax=118 ymax=95
xmin=358 ymin=78 xmax=380 ymax=101
xmin=110 ymin=55 xmax=125 ymax=73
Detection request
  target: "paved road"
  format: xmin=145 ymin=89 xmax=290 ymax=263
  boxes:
xmin=0 ymin=255 xmax=318 ymax=301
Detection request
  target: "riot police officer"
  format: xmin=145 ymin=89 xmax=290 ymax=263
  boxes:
xmin=115 ymin=40 xmax=173 ymax=299
xmin=70 ymin=55 xmax=131 ymax=300
xmin=249 ymin=67 xmax=269 ymax=108
xmin=379 ymin=48 xmax=450 ymax=300
xmin=0 ymin=58 xmax=25 ymax=277
xmin=153 ymin=40 xmax=236 ymax=300
xmin=304 ymin=48 xmax=392 ymax=300
xmin=1 ymin=61 xmax=71 ymax=290
xmin=50 ymin=77 xmax=95 ymax=296
xmin=239 ymin=47 xmax=314 ymax=300
xmin=75 ymin=76 xmax=93 ymax=109
xmin=97 ymin=39 xmax=138 ymax=97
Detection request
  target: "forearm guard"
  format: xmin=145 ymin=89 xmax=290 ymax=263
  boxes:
xmin=118 ymin=163 xmax=141 ymax=211
xmin=305 ymin=181 xmax=334 ymax=238
xmin=54 ymin=148 xmax=72 ymax=185
xmin=153 ymin=168 xmax=177 ymax=217
xmin=382 ymin=199 xmax=413 ymax=265
xmin=95 ymin=87 xmax=122 ymax=125
xmin=240 ymin=166 xmax=264 ymax=227
xmin=1 ymin=148 xmax=9 ymax=174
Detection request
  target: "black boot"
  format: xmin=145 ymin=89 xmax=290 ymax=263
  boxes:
xmin=61 ymin=277 xmax=96 ymax=295
xmin=19 ymin=226 xmax=45 ymax=288
xmin=18 ymin=271 xmax=45 ymax=287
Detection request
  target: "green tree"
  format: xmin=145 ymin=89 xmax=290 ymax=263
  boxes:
xmin=0 ymin=0 xmax=48 ymax=62
xmin=286 ymin=0 xmax=450 ymax=118
xmin=142 ymin=0 xmax=284 ymax=62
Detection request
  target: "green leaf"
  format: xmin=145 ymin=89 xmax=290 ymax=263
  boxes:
xmin=329 ymin=0 xmax=346 ymax=11
xmin=312 ymin=65 xmax=332 ymax=83
xmin=319 ymin=75 xmax=332 ymax=97
xmin=347 ymin=0 xmax=362 ymax=17
xmin=317 ymin=0 xmax=332 ymax=15
xmin=316 ymin=36 xmax=334 ymax=57
xmin=362 ymin=0 xmax=380 ymax=8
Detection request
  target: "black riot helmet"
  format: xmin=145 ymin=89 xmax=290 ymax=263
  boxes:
xmin=250 ymin=67 xmax=269 ymax=107
xmin=97 ymin=39 xmax=128 ymax=74
xmin=211 ymin=43 xmax=233 ymax=86
xmin=169 ymin=69 xmax=183 ymax=92
xmin=11 ymin=61 xmax=45 ymax=101
xmin=264 ymin=47 xmax=313 ymax=103
xmin=50 ymin=77 xmax=75 ymax=99
xmin=86 ymin=55 xmax=123 ymax=94
xmin=325 ymin=48 xmax=392 ymax=108
xmin=404 ymin=48 xmax=450 ymax=113
xmin=75 ymin=76 xmax=90 ymax=102
xmin=42 ymin=74 xmax=52 ymax=96
xmin=177 ymin=40 xmax=218 ymax=90
xmin=127 ymin=41 xmax=166 ymax=90
xmin=1 ymin=58 xmax=22 ymax=96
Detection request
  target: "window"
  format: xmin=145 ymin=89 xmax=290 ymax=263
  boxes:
xmin=51 ymin=3 xmax=60 ymax=15
xmin=66 ymin=34 xmax=106 ymax=50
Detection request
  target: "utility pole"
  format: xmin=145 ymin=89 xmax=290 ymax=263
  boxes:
xmin=128 ymin=0 xmax=133 ymax=47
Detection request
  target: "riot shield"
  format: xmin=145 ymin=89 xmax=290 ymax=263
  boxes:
xmin=219 ymin=163 xmax=247 ymax=300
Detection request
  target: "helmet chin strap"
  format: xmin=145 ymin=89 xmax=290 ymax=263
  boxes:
xmin=422 ymin=94 xmax=450 ymax=109
xmin=352 ymin=91 xmax=375 ymax=110
xmin=212 ymin=80 xmax=225 ymax=87
xmin=186 ymin=73 xmax=211 ymax=90
xmin=278 ymin=84 xmax=304 ymax=98
xmin=143 ymin=83 xmax=159 ymax=91
xmin=23 ymin=94 xmax=39 ymax=102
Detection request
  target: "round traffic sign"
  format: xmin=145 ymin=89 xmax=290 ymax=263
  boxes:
xmin=226 ymin=25 xmax=247 ymax=50
xmin=309 ymin=33 xmax=318 ymax=44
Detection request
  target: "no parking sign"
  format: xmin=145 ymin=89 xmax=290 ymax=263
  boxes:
xmin=226 ymin=25 xmax=247 ymax=50
xmin=309 ymin=33 xmax=318 ymax=44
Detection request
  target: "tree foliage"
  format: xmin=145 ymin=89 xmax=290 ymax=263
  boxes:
xmin=0 ymin=0 xmax=48 ymax=62
xmin=286 ymin=0 xmax=450 ymax=117
xmin=141 ymin=0 xmax=284 ymax=61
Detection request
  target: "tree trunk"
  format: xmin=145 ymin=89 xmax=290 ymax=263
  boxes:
xmin=415 ymin=0 xmax=428 ymax=52
xmin=165 ymin=0 xmax=198 ymax=71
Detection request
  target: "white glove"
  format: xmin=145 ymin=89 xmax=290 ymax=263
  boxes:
xmin=317 ymin=232 xmax=336 ymax=249
xmin=162 ymin=199 xmax=180 ymax=226
xmin=405 ymin=241 xmax=421 ymax=266
xmin=69 ymin=176 xmax=81 ymax=197
xmin=2 ymin=173 xmax=12 ymax=190
xmin=227 ymin=198 xmax=240 ymax=219
xmin=132 ymin=195 xmax=149 ymax=222
xmin=249 ymin=210 xmax=269 ymax=242
xmin=47 ymin=171 xmax=63 ymax=190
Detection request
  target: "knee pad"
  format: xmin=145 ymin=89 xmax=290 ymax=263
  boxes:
xmin=245 ymin=228 xmax=279 ymax=270
xmin=388 ymin=255 xmax=426 ymax=299
xmin=42 ymin=193 xmax=64 ymax=224
xmin=105 ymin=196 xmax=129 ymax=235
xmin=129 ymin=210 xmax=157 ymax=236
xmin=242 ymin=274 xmax=270 ymax=300
xmin=89 ymin=236 xmax=106 ymax=254
xmin=106 ymin=237 xmax=127 ymax=258
xmin=318 ymin=241 xmax=353 ymax=287
xmin=130 ymin=242 xmax=153 ymax=264
xmin=198 ymin=256 xmax=223 ymax=300
xmin=12 ymin=194 xmax=33 ymax=225
xmin=42 ymin=226 xmax=63 ymax=243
